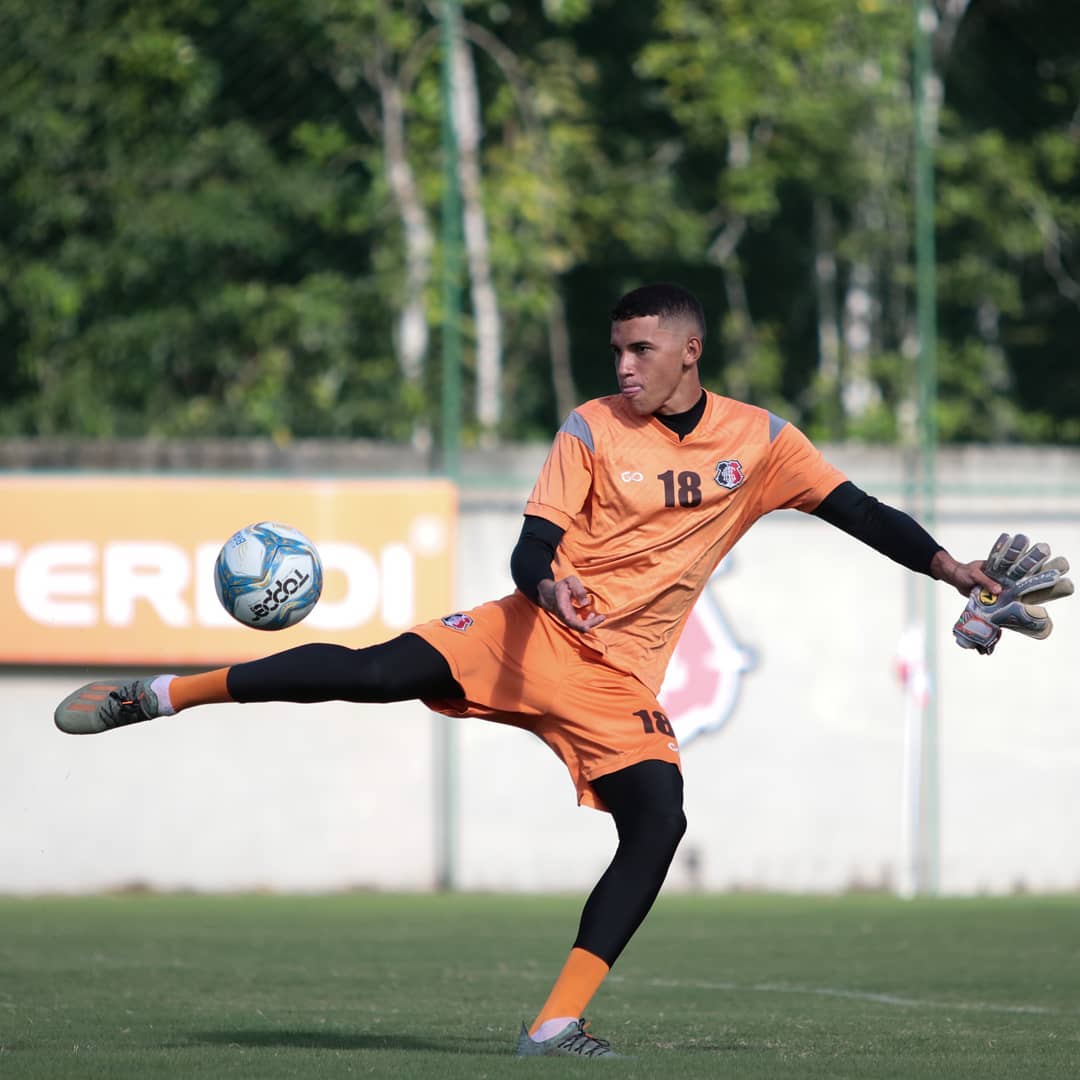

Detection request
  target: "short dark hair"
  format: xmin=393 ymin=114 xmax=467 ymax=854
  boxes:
xmin=609 ymin=282 xmax=706 ymax=341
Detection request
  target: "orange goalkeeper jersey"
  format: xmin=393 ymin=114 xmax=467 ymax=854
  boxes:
xmin=524 ymin=390 xmax=847 ymax=693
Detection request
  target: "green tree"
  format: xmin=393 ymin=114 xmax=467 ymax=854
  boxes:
xmin=632 ymin=0 xmax=1080 ymax=443
xmin=0 ymin=0 xmax=1076 ymax=446
xmin=935 ymin=0 xmax=1080 ymax=442
xmin=0 ymin=0 xmax=409 ymax=439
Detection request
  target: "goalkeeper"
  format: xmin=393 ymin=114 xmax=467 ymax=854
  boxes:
xmin=53 ymin=283 xmax=1070 ymax=1059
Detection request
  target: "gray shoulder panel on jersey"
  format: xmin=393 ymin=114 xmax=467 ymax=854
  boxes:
xmin=768 ymin=411 xmax=788 ymax=443
xmin=559 ymin=410 xmax=595 ymax=453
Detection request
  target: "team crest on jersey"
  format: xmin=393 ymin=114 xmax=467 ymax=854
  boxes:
xmin=714 ymin=459 xmax=745 ymax=489
xmin=659 ymin=558 xmax=755 ymax=747
xmin=441 ymin=612 xmax=474 ymax=632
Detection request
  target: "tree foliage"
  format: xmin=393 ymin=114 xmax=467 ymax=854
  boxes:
xmin=0 ymin=0 xmax=1077 ymax=444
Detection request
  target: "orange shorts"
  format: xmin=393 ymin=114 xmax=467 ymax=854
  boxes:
xmin=410 ymin=591 xmax=682 ymax=811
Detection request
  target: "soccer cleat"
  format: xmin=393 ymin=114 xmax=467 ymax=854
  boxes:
xmin=54 ymin=679 xmax=162 ymax=735
xmin=514 ymin=1018 xmax=620 ymax=1058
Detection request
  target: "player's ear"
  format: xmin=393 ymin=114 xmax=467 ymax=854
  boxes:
xmin=683 ymin=334 xmax=703 ymax=365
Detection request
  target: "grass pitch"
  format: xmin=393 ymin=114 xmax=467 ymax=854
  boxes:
xmin=1 ymin=892 xmax=1078 ymax=1078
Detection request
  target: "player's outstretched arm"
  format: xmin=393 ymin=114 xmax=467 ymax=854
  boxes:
xmin=537 ymin=576 xmax=606 ymax=632
xmin=812 ymin=482 xmax=1002 ymax=601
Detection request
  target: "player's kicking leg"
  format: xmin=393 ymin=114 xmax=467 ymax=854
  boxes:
xmin=53 ymin=635 xmax=464 ymax=734
xmin=514 ymin=759 xmax=686 ymax=1058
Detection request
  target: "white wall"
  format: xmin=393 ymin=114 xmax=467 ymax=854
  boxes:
xmin=3 ymin=445 xmax=1079 ymax=895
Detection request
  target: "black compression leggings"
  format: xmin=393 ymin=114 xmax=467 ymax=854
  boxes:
xmin=576 ymin=760 xmax=687 ymax=966
xmin=225 ymin=633 xmax=464 ymax=704
xmin=226 ymin=634 xmax=684 ymax=969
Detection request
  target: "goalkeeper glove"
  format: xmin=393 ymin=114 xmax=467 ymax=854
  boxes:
xmin=952 ymin=533 xmax=1073 ymax=655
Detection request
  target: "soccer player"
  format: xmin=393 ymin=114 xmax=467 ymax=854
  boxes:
xmin=55 ymin=282 xmax=1003 ymax=1058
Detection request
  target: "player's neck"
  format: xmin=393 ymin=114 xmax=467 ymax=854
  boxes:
xmin=653 ymin=390 xmax=707 ymax=441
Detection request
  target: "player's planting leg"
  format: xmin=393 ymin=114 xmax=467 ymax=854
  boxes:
xmin=54 ymin=634 xmax=462 ymax=735
xmin=516 ymin=759 xmax=686 ymax=1057
xmin=515 ymin=1018 xmax=619 ymax=1058
xmin=575 ymin=760 xmax=687 ymax=962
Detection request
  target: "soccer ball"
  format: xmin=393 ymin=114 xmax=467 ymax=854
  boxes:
xmin=214 ymin=521 xmax=323 ymax=630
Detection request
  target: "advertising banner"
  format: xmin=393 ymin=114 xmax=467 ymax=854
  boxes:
xmin=0 ymin=476 xmax=456 ymax=666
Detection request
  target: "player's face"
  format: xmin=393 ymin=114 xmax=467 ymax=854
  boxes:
xmin=610 ymin=316 xmax=703 ymax=416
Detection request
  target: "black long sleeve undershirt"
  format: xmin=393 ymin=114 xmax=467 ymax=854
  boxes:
xmin=811 ymin=480 xmax=943 ymax=574
xmin=510 ymin=515 xmax=564 ymax=603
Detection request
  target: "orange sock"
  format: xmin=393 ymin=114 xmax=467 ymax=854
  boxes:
xmin=168 ymin=668 xmax=234 ymax=712
xmin=528 ymin=947 xmax=610 ymax=1036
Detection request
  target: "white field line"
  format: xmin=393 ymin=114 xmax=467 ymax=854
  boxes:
xmin=514 ymin=969 xmax=1076 ymax=1017
xmin=642 ymin=976 xmax=1072 ymax=1016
